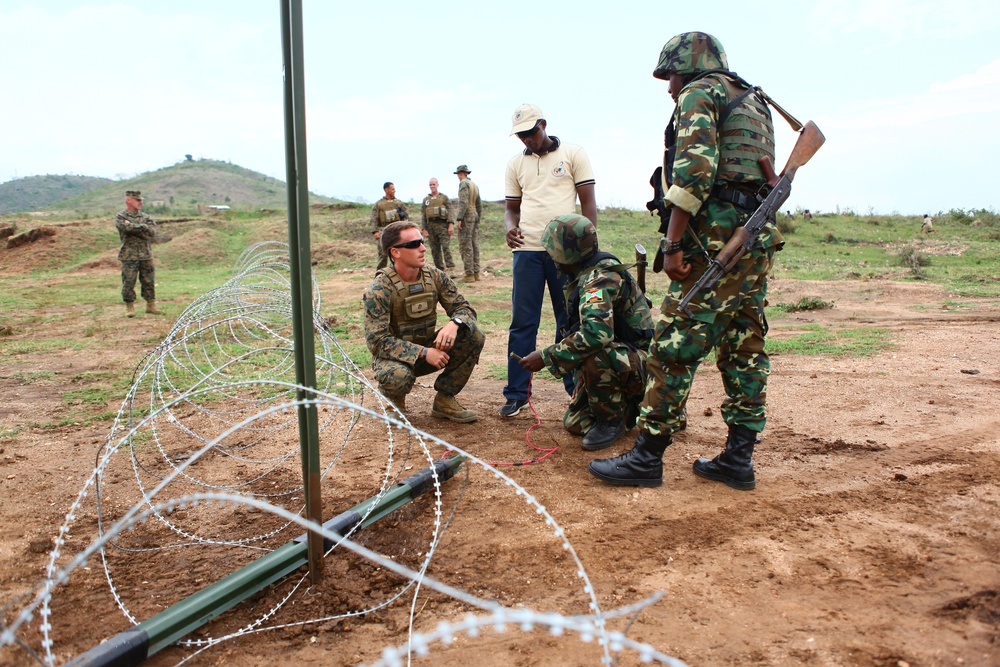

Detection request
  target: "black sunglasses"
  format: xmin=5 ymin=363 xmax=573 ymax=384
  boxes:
xmin=516 ymin=123 xmax=542 ymax=139
xmin=392 ymin=238 xmax=425 ymax=250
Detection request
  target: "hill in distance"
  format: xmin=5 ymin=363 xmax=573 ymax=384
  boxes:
xmin=0 ymin=174 xmax=114 ymax=214
xmin=1 ymin=158 xmax=338 ymax=216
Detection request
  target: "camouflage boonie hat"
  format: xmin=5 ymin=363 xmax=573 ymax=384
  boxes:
xmin=541 ymin=214 xmax=598 ymax=266
xmin=453 ymin=165 xmax=471 ymax=174
xmin=125 ymin=190 xmax=142 ymax=199
xmin=653 ymin=31 xmax=727 ymax=80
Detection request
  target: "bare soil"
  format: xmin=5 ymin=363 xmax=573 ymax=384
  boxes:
xmin=1 ymin=254 xmax=998 ymax=666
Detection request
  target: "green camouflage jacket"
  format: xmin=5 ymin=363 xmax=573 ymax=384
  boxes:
xmin=115 ymin=210 xmax=156 ymax=261
xmin=540 ymin=259 xmax=653 ymax=377
xmin=665 ymin=75 xmax=782 ymax=253
xmin=456 ymin=179 xmax=482 ymax=221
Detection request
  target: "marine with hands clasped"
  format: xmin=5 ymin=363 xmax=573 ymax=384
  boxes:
xmin=518 ymin=214 xmax=654 ymax=451
xmin=116 ymin=189 xmax=163 ymax=317
xmin=362 ymin=221 xmax=486 ymax=422
xmin=590 ymin=31 xmax=787 ymax=491
xmin=421 ymin=178 xmax=457 ymax=276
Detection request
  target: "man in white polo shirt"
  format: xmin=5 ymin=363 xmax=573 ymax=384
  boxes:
xmin=500 ymin=103 xmax=597 ymax=417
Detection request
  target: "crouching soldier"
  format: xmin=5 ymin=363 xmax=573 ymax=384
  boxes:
xmin=518 ymin=214 xmax=654 ymax=450
xmin=363 ymin=221 xmax=486 ymax=422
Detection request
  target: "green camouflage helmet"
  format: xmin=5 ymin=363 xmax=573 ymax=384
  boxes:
xmin=653 ymin=31 xmax=728 ymax=80
xmin=542 ymin=214 xmax=598 ymax=266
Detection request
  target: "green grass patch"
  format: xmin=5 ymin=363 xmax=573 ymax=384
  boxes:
xmin=770 ymin=324 xmax=894 ymax=357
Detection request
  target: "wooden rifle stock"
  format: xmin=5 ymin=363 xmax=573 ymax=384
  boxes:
xmin=677 ymin=121 xmax=825 ymax=316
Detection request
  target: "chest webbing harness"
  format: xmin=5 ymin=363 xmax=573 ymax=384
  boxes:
xmin=563 ymin=252 xmax=654 ymax=351
xmin=661 ymin=69 xmax=801 ymax=215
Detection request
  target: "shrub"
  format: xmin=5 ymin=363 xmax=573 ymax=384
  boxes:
xmin=774 ymin=296 xmax=834 ymax=312
xmin=897 ymin=245 xmax=931 ymax=279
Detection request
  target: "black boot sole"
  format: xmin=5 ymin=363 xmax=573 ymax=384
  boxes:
xmin=587 ymin=464 xmax=662 ymax=487
xmin=692 ymin=464 xmax=756 ymax=490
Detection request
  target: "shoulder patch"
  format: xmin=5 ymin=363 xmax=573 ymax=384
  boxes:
xmin=583 ymin=288 xmax=604 ymax=304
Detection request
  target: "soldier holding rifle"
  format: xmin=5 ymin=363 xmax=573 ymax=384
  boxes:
xmin=591 ymin=31 xmax=822 ymax=491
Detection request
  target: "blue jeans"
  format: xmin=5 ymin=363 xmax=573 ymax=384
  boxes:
xmin=504 ymin=251 xmax=574 ymax=400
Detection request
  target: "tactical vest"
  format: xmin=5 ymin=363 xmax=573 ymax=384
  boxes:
xmin=564 ymin=252 xmax=654 ymax=351
xmin=662 ymin=69 xmax=775 ymax=190
xmin=376 ymin=199 xmax=402 ymax=225
xmin=424 ymin=194 xmax=449 ymax=221
xmin=381 ymin=266 xmax=439 ymax=344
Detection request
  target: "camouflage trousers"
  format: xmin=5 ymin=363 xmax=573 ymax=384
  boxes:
xmin=121 ymin=260 xmax=155 ymax=303
xmin=563 ymin=343 xmax=647 ymax=436
xmin=425 ymin=220 xmax=455 ymax=271
xmin=458 ymin=213 xmax=480 ymax=276
xmin=637 ymin=247 xmax=775 ymax=437
xmin=372 ymin=320 xmax=486 ymax=397
xmin=376 ymin=243 xmax=388 ymax=271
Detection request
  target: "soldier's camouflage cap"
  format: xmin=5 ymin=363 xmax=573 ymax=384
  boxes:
xmin=542 ymin=213 xmax=598 ymax=266
xmin=453 ymin=165 xmax=471 ymax=174
xmin=653 ymin=31 xmax=727 ymax=80
xmin=125 ymin=190 xmax=142 ymax=199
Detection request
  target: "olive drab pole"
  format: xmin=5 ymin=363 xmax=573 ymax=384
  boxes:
xmin=280 ymin=0 xmax=324 ymax=582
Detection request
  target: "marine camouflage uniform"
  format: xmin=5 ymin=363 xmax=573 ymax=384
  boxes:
xmin=639 ymin=47 xmax=783 ymax=439
xmin=371 ymin=197 xmax=409 ymax=270
xmin=116 ymin=209 xmax=157 ymax=303
xmin=421 ymin=192 xmax=455 ymax=272
xmin=456 ymin=178 xmax=482 ymax=277
xmin=363 ymin=266 xmax=485 ymax=397
xmin=541 ymin=257 xmax=654 ymax=436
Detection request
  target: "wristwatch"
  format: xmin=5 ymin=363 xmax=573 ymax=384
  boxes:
xmin=451 ymin=317 xmax=464 ymax=327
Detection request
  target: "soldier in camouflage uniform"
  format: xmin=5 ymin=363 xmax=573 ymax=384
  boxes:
xmin=519 ymin=215 xmax=654 ymax=450
xmin=363 ymin=221 xmax=486 ymax=422
xmin=590 ymin=32 xmax=783 ymax=490
xmin=115 ymin=190 xmax=162 ymax=317
xmin=370 ymin=182 xmax=409 ymax=271
xmin=421 ymin=178 xmax=456 ymax=275
xmin=454 ymin=165 xmax=483 ymax=283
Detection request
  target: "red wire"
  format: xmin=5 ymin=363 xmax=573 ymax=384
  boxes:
xmin=439 ymin=374 xmax=559 ymax=468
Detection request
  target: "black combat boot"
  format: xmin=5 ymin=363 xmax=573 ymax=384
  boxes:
xmin=581 ymin=418 xmax=626 ymax=451
xmin=587 ymin=431 xmax=671 ymax=487
xmin=692 ymin=423 xmax=758 ymax=490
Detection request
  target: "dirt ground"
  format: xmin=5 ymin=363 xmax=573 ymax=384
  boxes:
xmin=1 ymin=254 xmax=998 ymax=666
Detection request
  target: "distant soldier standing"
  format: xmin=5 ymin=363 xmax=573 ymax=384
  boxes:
xmin=421 ymin=178 xmax=456 ymax=276
xmin=363 ymin=221 xmax=486 ymax=422
xmin=371 ymin=181 xmax=409 ymax=271
xmin=921 ymin=214 xmax=935 ymax=234
xmin=454 ymin=165 xmax=483 ymax=283
xmin=116 ymin=190 xmax=162 ymax=317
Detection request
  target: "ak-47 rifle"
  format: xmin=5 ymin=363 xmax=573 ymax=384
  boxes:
xmin=677 ymin=120 xmax=826 ymax=317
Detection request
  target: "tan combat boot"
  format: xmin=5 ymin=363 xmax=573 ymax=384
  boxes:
xmin=385 ymin=392 xmax=406 ymax=417
xmin=431 ymin=392 xmax=477 ymax=423
xmin=473 ymin=272 xmax=480 ymax=281
xmin=145 ymin=300 xmax=164 ymax=315
xmin=462 ymin=274 xmax=476 ymax=284
xmin=125 ymin=302 xmax=136 ymax=318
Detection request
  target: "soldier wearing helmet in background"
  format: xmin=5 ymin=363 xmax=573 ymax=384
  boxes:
xmin=590 ymin=32 xmax=783 ymax=490
xmin=518 ymin=214 xmax=653 ymax=451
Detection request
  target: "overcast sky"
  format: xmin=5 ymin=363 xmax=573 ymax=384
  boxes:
xmin=2 ymin=0 xmax=998 ymax=215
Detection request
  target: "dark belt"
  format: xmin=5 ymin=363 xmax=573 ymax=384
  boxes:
xmin=711 ymin=184 xmax=759 ymax=213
